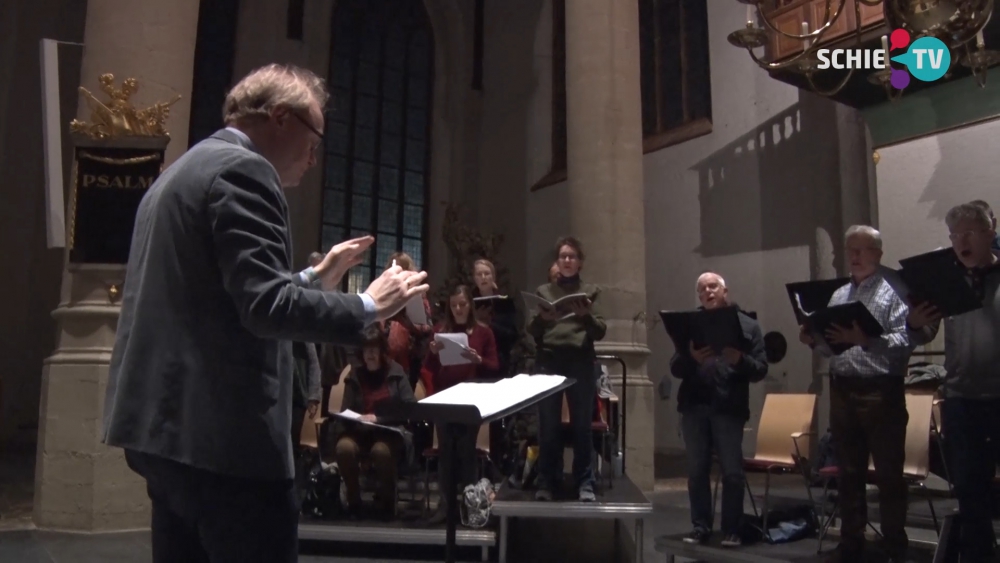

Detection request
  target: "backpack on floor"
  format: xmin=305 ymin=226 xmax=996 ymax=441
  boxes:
xmin=300 ymin=460 xmax=342 ymax=520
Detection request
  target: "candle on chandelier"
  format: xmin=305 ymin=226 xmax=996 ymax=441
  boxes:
xmin=801 ymin=21 xmax=809 ymax=47
xmin=977 ymin=30 xmax=985 ymax=49
xmin=747 ymin=4 xmax=753 ymax=26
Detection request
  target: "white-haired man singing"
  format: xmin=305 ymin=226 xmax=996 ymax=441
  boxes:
xmin=671 ymin=272 xmax=767 ymax=547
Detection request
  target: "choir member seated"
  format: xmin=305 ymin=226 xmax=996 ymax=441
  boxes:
xmin=335 ymin=326 xmax=416 ymax=520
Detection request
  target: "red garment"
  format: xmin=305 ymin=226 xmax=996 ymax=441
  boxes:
xmin=421 ymin=323 xmax=499 ymax=395
xmin=384 ymin=296 xmax=433 ymax=373
xmin=361 ymin=378 xmax=392 ymax=414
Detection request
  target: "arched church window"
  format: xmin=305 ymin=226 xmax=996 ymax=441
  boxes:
xmin=321 ymin=0 xmax=433 ymax=293
xmin=638 ymin=0 xmax=713 ymax=152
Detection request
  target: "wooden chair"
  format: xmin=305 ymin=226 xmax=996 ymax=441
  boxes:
xmin=731 ymin=393 xmax=818 ymax=541
xmin=815 ymin=393 xmax=941 ymax=553
xmin=299 ymin=364 xmax=350 ymax=454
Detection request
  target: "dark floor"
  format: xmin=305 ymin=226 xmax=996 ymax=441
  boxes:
xmin=0 ymin=445 xmax=957 ymax=562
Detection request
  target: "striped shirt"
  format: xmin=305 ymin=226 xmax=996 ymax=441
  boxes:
xmin=825 ymin=274 xmax=913 ymax=378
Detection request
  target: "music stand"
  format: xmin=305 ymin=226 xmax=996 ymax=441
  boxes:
xmin=387 ymin=376 xmax=575 ymax=563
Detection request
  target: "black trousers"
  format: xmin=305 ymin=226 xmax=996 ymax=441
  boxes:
xmin=125 ymin=450 xmax=299 ymax=563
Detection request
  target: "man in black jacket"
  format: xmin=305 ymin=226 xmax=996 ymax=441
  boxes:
xmin=101 ymin=64 xmax=428 ymax=563
xmin=670 ymin=272 xmax=768 ymax=548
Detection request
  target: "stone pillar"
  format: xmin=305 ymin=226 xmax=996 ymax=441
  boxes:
xmin=33 ymin=0 xmax=199 ymax=531
xmin=563 ymin=0 xmax=653 ymax=491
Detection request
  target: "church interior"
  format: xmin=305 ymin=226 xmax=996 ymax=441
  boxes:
xmin=1 ymin=0 xmax=998 ymax=561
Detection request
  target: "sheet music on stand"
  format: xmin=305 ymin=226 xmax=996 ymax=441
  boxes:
xmin=419 ymin=374 xmax=566 ymax=419
xmin=385 ymin=373 xmax=574 ymax=563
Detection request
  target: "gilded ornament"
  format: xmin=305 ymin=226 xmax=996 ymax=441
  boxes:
xmin=70 ymin=73 xmax=181 ymax=139
xmin=872 ymin=150 xmax=881 ymax=165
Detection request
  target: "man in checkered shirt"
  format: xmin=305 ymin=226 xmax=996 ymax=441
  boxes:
xmin=798 ymin=225 xmax=916 ymax=563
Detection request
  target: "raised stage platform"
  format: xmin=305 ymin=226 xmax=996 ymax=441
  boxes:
xmin=492 ymin=475 xmax=653 ymax=563
xmin=295 ymin=473 xmax=651 ymax=562
xmin=298 ymin=516 xmax=495 ymax=561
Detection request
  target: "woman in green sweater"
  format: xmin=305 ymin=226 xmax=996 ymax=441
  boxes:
xmin=527 ymin=236 xmax=606 ymax=502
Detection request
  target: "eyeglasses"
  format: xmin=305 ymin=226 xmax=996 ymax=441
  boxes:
xmin=292 ymin=112 xmax=325 ymax=144
xmin=949 ymin=229 xmax=988 ymax=241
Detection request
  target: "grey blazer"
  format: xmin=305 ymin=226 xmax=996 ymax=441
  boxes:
xmin=102 ymin=129 xmax=367 ymax=481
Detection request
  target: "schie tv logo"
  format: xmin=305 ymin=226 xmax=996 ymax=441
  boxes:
xmin=815 ymin=29 xmax=950 ymax=89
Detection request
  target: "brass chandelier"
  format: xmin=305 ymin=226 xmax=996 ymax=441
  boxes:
xmin=728 ymin=0 xmax=999 ymax=100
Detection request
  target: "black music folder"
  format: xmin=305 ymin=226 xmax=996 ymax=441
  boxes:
xmin=784 ymin=278 xmax=850 ymax=325
xmin=787 ymin=280 xmax=885 ymax=355
xmin=886 ymin=248 xmax=982 ymax=317
xmin=473 ymin=294 xmax=515 ymax=314
xmin=659 ymin=306 xmax=747 ymax=354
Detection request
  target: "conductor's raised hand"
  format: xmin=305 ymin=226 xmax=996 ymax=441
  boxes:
xmin=907 ymin=301 xmax=942 ymax=329
xmin=316 ymin=235 xmax=374 ymax=287
xmin=364 ymin=265 xmax=430 ymax=322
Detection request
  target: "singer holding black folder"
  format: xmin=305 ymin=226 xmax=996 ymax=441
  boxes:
xmin=670 ymin=273 xmax=767 ymax=548
xmin=527 ymin=236 xmax=606 ymax=503
xmin=797 ymin=225 xmax=914 ymax=563
xmin=904 ymin=203 xmax=1000 ymax=563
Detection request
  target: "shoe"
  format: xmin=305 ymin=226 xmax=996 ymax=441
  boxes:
xmin=535 ymin=488 xmax=553 ymax=501
xmin=682 ymin=529 xmax=710 ymax=544
xmin=720 ymin=534 xmax=741 ymax=547
xmin=578 ymin=484 xmax=596 ymax=502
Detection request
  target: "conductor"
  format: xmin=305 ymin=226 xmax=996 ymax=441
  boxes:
xmin=101 ymin=64 xmax=429 ymax=563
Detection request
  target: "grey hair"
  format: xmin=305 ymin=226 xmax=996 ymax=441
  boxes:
xmin=946 ymin=203 xmax=992 ymax=231
xmin=695 ymin=272 xmax=726 ymax=291
xmin=845 ymin=225 xmax=882 ymax=249
xmin=223 ymin=64 xmax=329 ymax=125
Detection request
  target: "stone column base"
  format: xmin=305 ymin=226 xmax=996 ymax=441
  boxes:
xmin=34 ymin=264 xmax=150 ymax=531
xmin=34 ymin=359 xmax=149 ymax=531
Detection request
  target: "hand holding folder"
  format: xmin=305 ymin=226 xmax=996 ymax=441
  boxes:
xmin=880 ymin=248 xmax=982 ymax=317
xmin=785 ymin=280 xmax=885 ymax=355
xmin=659 ymin=306 xmax=747 ymax=356
xmin=522 ymin=291 xmax=590 ymax=320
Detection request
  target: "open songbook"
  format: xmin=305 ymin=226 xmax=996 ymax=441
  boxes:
xmin=879 ymin=248 xmax=982 ymax=317
xmin=786 ymin=282 xmax=885 ymax=355
xmin=521 ymin=291 xmax=588 ymax=320
xmin=434 ymin=333 xmax=474 ymax=366
xmin=784 ymin=278 xmax=850 ymax=325
xmin=331 ymin=409 xmax=405 ymax=435
xmin=659 ymin=306 xmax=747 ymax=354
xmin=418 ymin=374 xmax=567 ymax=420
